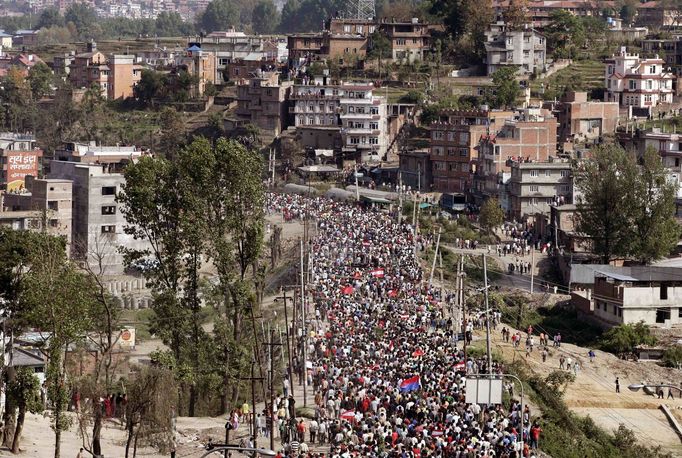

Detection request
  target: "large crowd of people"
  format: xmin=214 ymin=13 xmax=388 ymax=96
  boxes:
xmin=265 ymin=194 xmax=537 ymax=458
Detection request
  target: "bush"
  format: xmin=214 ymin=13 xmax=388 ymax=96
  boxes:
xmin=661 ymin=346 xmax=682 ymax=368
xmin=545 ymin=370 xmax=575 ymax=396
xmin=599 ymin=321 xmax=657 ymax=356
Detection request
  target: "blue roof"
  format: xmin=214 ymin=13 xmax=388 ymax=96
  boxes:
xmin=187 ymin=45 xmax=201 ymax=52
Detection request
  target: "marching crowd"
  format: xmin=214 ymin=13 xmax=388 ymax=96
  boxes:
xmin=266 ymin=194 xmax=538 ymax=458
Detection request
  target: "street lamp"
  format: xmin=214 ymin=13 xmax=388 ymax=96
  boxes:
xmin=628 ymin=383 xmax=681 ymax=396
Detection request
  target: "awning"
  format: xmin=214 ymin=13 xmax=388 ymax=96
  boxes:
xmin=419 ymin=202 xmax=434 ymax=209
xmin=361 ymin=195 xmax=391 ymax=204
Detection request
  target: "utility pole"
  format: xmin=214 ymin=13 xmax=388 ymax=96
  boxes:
xmin=483 ymin=254 xmax=492 ymax=374
xmin=250 ymin=360 xmax=257 ymax=448
xmin=275 ymin=290 xmax=295 ymax=398
xmin=299 ymin=239 xmax=308 ymax=407
xmin=354 ymin=164 xmax=360 ymax=202
xmin=263 ymin=329 xmax=281 ymax=452
xmin=530 ymin=248 xmax=535 ymax=294
xmin=398 ymin=171 xmax=403 ymax=225
xmin=429 ymin=227 xmax=441 ymax=287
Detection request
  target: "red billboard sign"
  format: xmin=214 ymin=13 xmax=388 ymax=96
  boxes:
xmin=5 ymin=150 xmax=41 ymax=191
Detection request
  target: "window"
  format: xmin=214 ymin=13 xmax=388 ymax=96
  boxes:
xmin=101 ymin=186 xmax=116 ymax=195
xmin=344 ymin=25 xmax=351 ymax=33
xmin=369 ymin=137 xmax=378 ymax=145
xmin=646 ymin=80 xmax=653 ymax=90
xmin=608 ymin=65 xmax=614 ymax=75
xmin=369 ymin=122 xmax=378 ymax=130
xmin=433 ymin=147 xmax=443 ymax=156
xmin=433 ymin=131 xmax=444 ymax=140
xmin=560 ymin=170 xmax=569 ymax=177
xmin=49 ymin=219 xmax=59 ymax=228
xmin=559 ymin=185 xmax=570 ymax=193
xmin=545 ymin=169 xmax=551 ymax=177
xmin=629 ymin=80 xmax=636 ymax=90
xmin=350 ymin=137 xmax=360 ymax=144
xmin=530 ymin=170 xmax=539 ymax=177
xmin=101 ymin=205 xmax=116 ymax=215
xmin=529 ymin=185 xmax=539 ymax=192
xmin=656 ymin=308 xmax=671 ymax=323
xmin=460 ymin=132 xmax=470 ymax=144
xmin=396 ymin=39 xmax=406 ymax=46
xmin=649 ymin=65 xmax=657 ymax=74
xmin=370 ymin=107 xmax=378 ymax=115
xmin=645 ymin=94 xmax=652 ymax=103
xmin=460 ymin=148 xmax=468 ymax=157
xmin=101 ymin=225 xmax=116 ymax=234
xmin=661 ymin=284 xmax=668 ymax=300
xmin=357 ymin=25 xmax=363 ymax=33
xmin=369 ymin=26 xmax=375 ymax=33
xmin=48 ymin=201 xmax=58 ymax=211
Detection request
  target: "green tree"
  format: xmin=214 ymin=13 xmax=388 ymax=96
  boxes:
xmin=134 ymin=69 xmax=165 ymax=103
xmin=479 ymin=198 xmax=504 ymax=235
xmin=619 ymin=0 xmax=638 ymax=25
xmin=368 ymin=31 xmax=392 ymax=77
xmin=600 ymin=321 xmax=657 ymax=356
xmin=157 ymin=107 xmax=186 ymax=158
xmin=20 ymin=237 xmax=98 ymax=458
xmin=575 ymin=144 xmax=636 ymax=263
xmin=27 ymin=62 xmax=54 ymax=100
xmin=252 ymin=0 xmax=280 ymax=34
xmin=199 ymin=0 xmax=239 ymax=33
xmin=628 ymin=147 xmax=680 ymax=264
xmin=64 ymin=3 xmax=97 ymax=38
xmin=491 ymin=66 xmax=521 ymax=109
xmin=278 ymin=0 xmax=301 ymax=33
xmin=545 ymin=10 xmax=584 ymax=59
xmin=155 ymin=11 xmax=192 ymax=36
xmin=7 ymin=367 xmax=42 ymax=454
xmin=37 ymin=7 xmax=65 ymax=29
xmin=503 ymin=0 xmax=529 ymax=30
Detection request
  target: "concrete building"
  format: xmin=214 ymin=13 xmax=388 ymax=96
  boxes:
xmin=492 ymin=0 xmax=604 ymax=29
xmin=636 ymin=1 xmax=682 ymax=29
xmin=380 ymin=18 xmax=433 ymax=63
xmin=508 ymin=158 xmax=572 ymax=221
xmin=429 ymin=109 xmax=513 ymax=194
xmin=339 ymin=82 xmax=388 ymax=162
xmin=52 ymin=141 xmax=143 ymax=165
xmin=188 ymin=33 xmax=280 ymax=84
xmin=0 ymin=177 xmax=73 ymax=249
xmin=290 ymin=77 xmax=389 ymax=161
xmin=587 ymin=266 xmax=682 ymax=327
xmin=290 ymin=75 xmax=343 ymax=150
xmin=605 ymin=47 xmax=675 ymax=109
xmin=108 ymin=54 xmax=142 ymax=100
xmin=398 ymin=148 xmax=431 ymax=192
xmin=47 ymin=161 xmax=147 ymax=274
xmin=68 ymin=42 xmax=108 ymax=96
xmin=176 ymin=46 xmax=217 ymax=97
xmin=0 ymin=132 xmax=42 ymax=192
xmin=475 ymin=108 xmax=558 ymax=207
xmin=485 ymin=21 xmax=546 ymax=76
xmin=235 ymin=71 xmax=292 ymax=136
xmin=554 ymin=91 xmax=620 ymax=144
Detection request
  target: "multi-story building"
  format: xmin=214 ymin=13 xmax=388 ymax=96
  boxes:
xmin=493 ymin=0 xmax=604 ymax=29
xmin=475 ymin=108 xmax=558 ymax=208
xmin=554 ymin=91 xmax=620 ymax=144
xmin=636 ymin=1 xmax=682 ymax=29
xmin=68 ymin=42 xmax=108 ymax=95
xmin=290 ymin=75 xmax=343 ymax=150
xmin=288 ymin=31 xmax=368 ymax=68
xmin=0 ymin=132 xmax=42 ymax=192
xmin=508 ymin=158 xmax=572 ymax=221
xmin=47 ymin=160 xmax=148 ymax=274
xmin=605 ymin=47 xmax=675 ymax=109
xmin=484 ymin=21 xmax=546 ymax=76
xmin=429 ymin=109 xmax=513 ymax=194
xmin=0 ymin=177 xmax=73 ymax=249
xmin=53 ymin=52 xmax=75 ymax=77
xmin=175 ymin=46 xmax=216 ymax=97
xmin=381 ymin=18 xmax=433 ymax=63
xmin=290 ymin=76 xmax=388 ymax=160
xmin=108 ymin=54 xmax=143 ymax=100
xmin=236 ymin=71 xmax=292 ymax=136
xmin=188 ymin=32 xmax=277 ymax=84
xmin=53 ymin=141 xmax=143 ymax=165
xmin=339 ymin=82 xmax=388 ymax=162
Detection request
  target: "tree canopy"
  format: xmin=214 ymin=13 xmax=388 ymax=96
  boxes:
xmin=479 ymin=198 xmax=504 ymax=235
xmin=252 ymin=0 xmax=280 ymax=34
xmin=575 ymin=144 xmax=679 ymax=263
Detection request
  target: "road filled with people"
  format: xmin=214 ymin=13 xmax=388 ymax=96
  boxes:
xmin=267 ymin=193 xmax=533 ymax=458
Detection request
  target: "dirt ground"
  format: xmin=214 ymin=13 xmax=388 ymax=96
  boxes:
xmin=486 ymin=325 xmax=682 ymax=455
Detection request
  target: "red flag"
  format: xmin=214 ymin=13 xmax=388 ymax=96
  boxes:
xmin=342 ymin=285 xmax=354 ymax=295
xmin=412 ymin=349 xmax=425 ymax=357
xmin=388 ymin=290 xmax=398 ymax=298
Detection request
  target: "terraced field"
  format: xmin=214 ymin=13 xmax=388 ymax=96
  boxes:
xmin=532 ymin=59 xmax=605 ymax=100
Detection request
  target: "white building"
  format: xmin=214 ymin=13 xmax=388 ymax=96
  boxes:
xmin=605 ymin=47 xmax=674 ymax=108
xmin=292 ymin=76 xmax=388 ymax=161
xmin=484 ymin=21 xmax=546 ymax=76
xmin=339 ymin=82 xmax=387 ymax=162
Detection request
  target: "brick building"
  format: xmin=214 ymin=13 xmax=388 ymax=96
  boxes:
xmin=475 ymin=108 xmax=558 ymax=208
xmin=429 ymin=109 xmax=513 ymax=193
xmin=380 ymin=18 xmax=433 ymax=63
xmin=68 ymin=42 xmax=108 ymax=96
xmin=176 ymin=46 xmax=217 ymax=97
xmin=554 ymin=91 xmax=620 ymax=144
